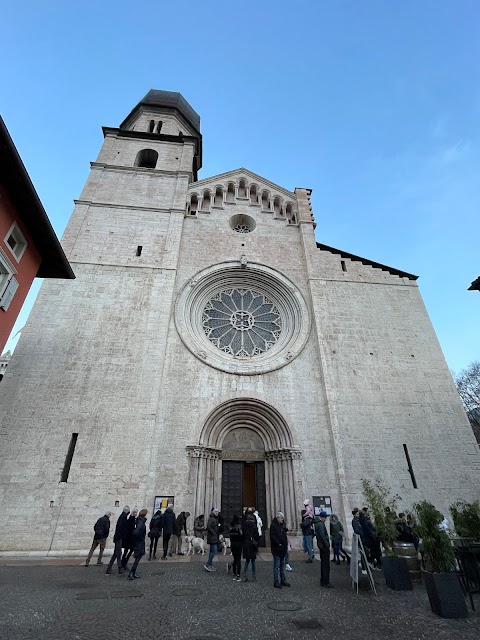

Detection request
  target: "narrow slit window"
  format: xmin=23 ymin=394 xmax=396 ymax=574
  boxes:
xmin=341 ymin=260 xmax=347 ymax=272
xmin=156 ymin=121 xmax=163 ymax=133
xmin=136 ymin=246 xmax=142 ymax=256
xmin=60 ymin=433 xmax=78 ymax=482
xmin=403 ymin=444 xmax=418 ymax=488
xmin=148 ymin=120 xmax=155 ymax=133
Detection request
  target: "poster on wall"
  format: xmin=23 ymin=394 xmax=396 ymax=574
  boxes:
xmin=313 ymin=495 xmax=332 ymax=516
xmin=154 ymin=496 xmax=175 ymax=513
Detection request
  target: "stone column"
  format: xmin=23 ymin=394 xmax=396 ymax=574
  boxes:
xmin=186 ymin=446 xmax=221 ymax=518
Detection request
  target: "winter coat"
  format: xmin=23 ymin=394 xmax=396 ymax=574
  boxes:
xmin=315 ymin=520 xmax=330 ymax=551
xmin=113 ymin=512 xmax=129 ymax=543
xmin=93 ymin=515 xmax=110 ymax=540
xmin=329 ymin=519 xmax=344 ymax=544
xmin=359 ymin=513 xmax=378 ymax=546
xmin=351 ymin=516 xmax=365 ymax=540
xmin=194 ymin=515 xmax=205 ymax=538
xmin=162 ymin=507 xmax=176 ymax=535
xmin=132 ymin=515 xmax=147 ymax=557
xmin=301 ymin=515 xmax=314 ymax=537
xmin=254 ymin=512 xmax=263 ymax=537
xmin=395 ymin=519 xmax=414 ymax=543
xmin=206 ymin=514 xmax=220 ymax=545
xmin=149 ymin=512 xmax=163 ymax=539
xmin=229 ymin=521 xmax=243 ymax=551
xmin=124 ymin=514 xmax=137 ymax=550
xmin=242 ymin=519 xmax=260 ymax=561
xmin=270 ymin=518 xmax=288 ymax=558
xmin=175 ymin=512 xmax=189 ymax=537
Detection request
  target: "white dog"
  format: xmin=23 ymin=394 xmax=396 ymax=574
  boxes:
xmin=186 ymin=536 xmax=206 ymax=555
xmin=220 ymin=535 xmax=232 ymax=555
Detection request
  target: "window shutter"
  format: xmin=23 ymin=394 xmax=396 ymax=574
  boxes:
xmin=0 ymin=277 xmax=19 ymax=311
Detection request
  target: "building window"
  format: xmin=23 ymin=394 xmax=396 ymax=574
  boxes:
xmin=0 ymin=276 xmax=19 ymax=311
xmin=0 ymin=248 xmax=17 ymax=310
xmin=4 ymin=223 xmax=27 ymax=262
xmin=134 ymin=149 xmax=158 ymax=168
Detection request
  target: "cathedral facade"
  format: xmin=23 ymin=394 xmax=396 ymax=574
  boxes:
xmin=0 ymin=91 xmax=478 ymax=552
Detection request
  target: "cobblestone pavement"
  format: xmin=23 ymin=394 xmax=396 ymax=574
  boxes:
xmin=0 ymin=552 xmax=478 ymax=640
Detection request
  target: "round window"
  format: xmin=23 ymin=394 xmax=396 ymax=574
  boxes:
xmin=175 ymin=262 xmax=310 ymax=375
xmin=229 ymin=214 xmax=256 ymax=234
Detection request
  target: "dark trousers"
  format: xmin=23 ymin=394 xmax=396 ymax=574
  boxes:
xmin=107 ymin=539 xmax=123 ymax=572
xmin=129 ymin=553 xmax=143 ymax=576
xmin=320 ymin=548 xmax=331 ymax=585
xmin=231 ymin=543 xmax=242 ymax=576
xmin=369 ymin=541 xmax=382 ymax=567
xmin=149 ymin=535 xmax=160 ymax=559
xmin=162 ymin=533 xmax=171 ymax=558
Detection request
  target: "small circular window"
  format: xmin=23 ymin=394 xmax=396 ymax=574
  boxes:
xmin=230 ymin=214 xmax=256 ymax=234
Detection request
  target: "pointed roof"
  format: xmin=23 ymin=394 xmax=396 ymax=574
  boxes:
xmin=120 ymin=90 xmax=200 ymax=134
xmin=468 ymin=275 xmax=480 ymax=291
xmin=190 ymin=168 xmax=295 ymax=198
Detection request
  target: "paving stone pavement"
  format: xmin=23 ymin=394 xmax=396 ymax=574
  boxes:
xmin=0 ymin=552 xmax=478 ymax=640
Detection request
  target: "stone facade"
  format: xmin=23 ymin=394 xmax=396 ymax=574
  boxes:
xmin=0 ymin=91 xmax=478 ymax=552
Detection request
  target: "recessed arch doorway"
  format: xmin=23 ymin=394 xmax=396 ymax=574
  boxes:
xmin=186 ymin=398 xmax=304 ymax=532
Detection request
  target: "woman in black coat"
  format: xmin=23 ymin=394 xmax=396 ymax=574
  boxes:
xmin=242 ymin=513 xmax=260 ymax=582
xmin=228 ymin=514 xmax=243 ymax=581
xmin=148 ymin=510 xmax=163 ymax=560
xmin=128 ymin=508 xmax=148 ymax=580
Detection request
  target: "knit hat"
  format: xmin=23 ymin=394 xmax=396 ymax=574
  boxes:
xmin=276 ymin=511 xmax=284 ymax=518
xmin=303 ymin=499 xmax=309 ymax=505
xmin=211 ymin=507 xmax=219 ymax=514
xmin=138 ymin=508 xmax=148 ymax=517
xmin=319 ymin=511 xmax=328 ymax=518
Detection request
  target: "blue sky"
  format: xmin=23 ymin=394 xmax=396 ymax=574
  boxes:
xmin=2 ymin=1 xmax=479 ymax=373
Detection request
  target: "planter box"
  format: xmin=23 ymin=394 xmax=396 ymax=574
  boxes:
xmin=422 ymin=570 xmax=468 ymax=619
xmin=383 ymin=556 xmax=413 ymax=591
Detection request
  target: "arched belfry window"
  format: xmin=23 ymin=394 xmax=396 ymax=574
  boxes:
xmin=188 ymin=194 xmax=199 ymax=216
xmin=214 ymin=186 xmax=224 ymax=207
xmin=134 ymin=149 xmax=158 ymax=169
xmin=201 ymin=190 xmax=211 ymax=211
xmin=261 ymin=190 xmax=270 ymax=210
xmin=273 ymin=197 xmax=283 ymax=217
xmin=250 ymin=184 xmax=258 ymax=204
xmin=238 ymin=179 xmax=247 ymax=198
xmin=226 ymin=183 xmax=235 ymax=203
xmin=286 ymin=203 xmax=296 ymax=224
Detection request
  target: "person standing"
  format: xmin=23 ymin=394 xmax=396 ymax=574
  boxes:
xmin=84 ymin=511 xmax=112 ymax=567
xmin=303 ymin=499 xmax=314 ymax=517
xmin=194 ymin=514 xmax=205 ymax=539
xmin=301 ymin=511 xmax=315 ymax=563
xmin=359 ymin=509 xmax=382 ymax=570
xmin=148 ymin=509 xmax=163 ymax=561
xmin=253 ymin=509 xmax=263 ymax=544
xmin=170 ymin=511 xmax=190 ymax=555
xmin=270 ymin=512 xmax=291 ymax=589
xmin=242 ymin=511 xmax=260 ymax=582
xmin=161 ymin=504 xmax=175 ymax=559
xmin=128 ymin=508 xmax=148 ymax=580
xmin=315 ymin=510 xmax=333 ymax=588
xmin=106 ymin=506 xmax=130 ymax=574
xmin=204 ymin=508 xmax=220 ymax=572
xmin=121 ymin=508 xmax=138 ymax=569
xmin=329 ymin=514 xmax=347 ymax=564
xmin=229 ymin=514 xmax=243 ymax=581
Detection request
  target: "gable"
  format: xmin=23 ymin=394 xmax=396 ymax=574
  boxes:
xmin=190 ymin=168 xmax=295 ymax=199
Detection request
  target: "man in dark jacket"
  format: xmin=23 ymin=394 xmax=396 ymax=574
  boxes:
xmin=204 ymin=508 xmax=220 ymax=572
xmin=315 ymin=511 xmax=333 ymax=588
xmin=194 ymin=514 xmax=205 ymax=539
xmin=270 ymin=511 xmax=291 ymax=589
xmin=359 ymin=510 xmax=382 ymax=569
xmin=170 ymin=511 xmax=190 ymax=556
xmin=106 ymin=506 xmax=130 ymax=574
xmin=128 ymin=508 xmax=148 ymax=580
xmin=161 ymin=504 xmax=176 ymax=560
xmin=121 ymin=508 xmax=138 ymax=568
xmin=85 ymin=511 xmax=112 ymax=566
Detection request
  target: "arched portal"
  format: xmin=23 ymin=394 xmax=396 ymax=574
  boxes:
xmin=186 ymin=398 xmax=303 ymax=532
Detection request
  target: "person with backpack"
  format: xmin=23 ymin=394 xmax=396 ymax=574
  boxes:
xmin=228 ymin=514 xmax=243 ymax=581
xmin=242 ymin=510 xmax=260 ymax=582
xmin=84 ymin=511 xmax=112 ymax=566
xmin=148 ymin=509 xmax=163 ymax=561
xmin=301 ymin=511 xmax=315 ymax=563
xmin=128 ymin=508 xmax=148 ymax=580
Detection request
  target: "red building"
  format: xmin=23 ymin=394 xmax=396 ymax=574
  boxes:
xmin=0 ymin=117 xmax=74 ymax=352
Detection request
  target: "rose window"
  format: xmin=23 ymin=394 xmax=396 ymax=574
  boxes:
xmin=203 ymin=289 xmax=282 ymax=357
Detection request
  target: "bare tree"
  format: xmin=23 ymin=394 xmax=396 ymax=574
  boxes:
xmin=455 ymin=361 xmax=480 ymax=444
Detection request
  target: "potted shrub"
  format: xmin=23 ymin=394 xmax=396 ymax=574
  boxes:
xmin=414 ymin=500 xmax=468 ymax=619
xmin=450 ymin=500 xmax=480 ymax=545
xmin=362 ymin=478 xmax=412 ymax=591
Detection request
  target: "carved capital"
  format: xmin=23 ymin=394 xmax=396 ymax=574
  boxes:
xmin=265 ymin=447 xmax=303 ymax=462
xmin=186 ymin=445 xmax=221 ymax=460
